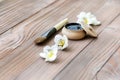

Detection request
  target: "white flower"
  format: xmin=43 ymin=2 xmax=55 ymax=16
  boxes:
xmin=54 ymin=35 xmax=68 ymax=50
xmin=77 ymin=12 xmax=101 ymax=25
xmin=39 ymin=45 xmax=58 ymax=62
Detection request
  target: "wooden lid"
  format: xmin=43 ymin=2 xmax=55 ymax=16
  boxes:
xmin=81 ymin=22 xmax=97 ymax=37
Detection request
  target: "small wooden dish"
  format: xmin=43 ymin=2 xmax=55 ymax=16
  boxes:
xmin=62 ymin=22 xmax=97 ymax=40
xmin=62 ymin=23 xmax=86 ymax=40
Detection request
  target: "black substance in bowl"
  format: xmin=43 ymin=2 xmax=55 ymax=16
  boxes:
xmin=65 ymin=23 xmax=82 ymax=30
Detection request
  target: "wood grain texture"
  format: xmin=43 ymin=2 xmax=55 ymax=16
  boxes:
xmin=0 ymin=0 xmax=105 ymax=79
xmin=94 ymin=48 xmax=120 ymax=80
xmin=54 ymin=15 xmax=120 ymax=80
xmin=0 ymin=0 xmax=56 ymax=34
xmin=0 ymin=0 xmax=120 ymax=80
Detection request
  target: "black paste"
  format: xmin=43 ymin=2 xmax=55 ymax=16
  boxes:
xmin=65 ymin=23 xmax=82 ymax=30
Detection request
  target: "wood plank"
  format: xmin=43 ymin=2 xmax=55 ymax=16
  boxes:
xmin=0 ymin=0 xmax=120 ymax=80
xmin=54 ymin=15 xmax=120 ymax=80
xmin=0 ymin=0 xmax=66 ymax=67
xmin=0 ymin=0 xmax=105 ymax=80
xmin=0 ymin=0 xmax=56 ymax=34
xmin=94 ymin=48 xmax=120 ymax=80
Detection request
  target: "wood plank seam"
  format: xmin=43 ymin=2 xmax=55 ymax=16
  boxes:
xmin=0 ymin=0 xmax=60 ymax=35
xmin=53 ymin=13 xmax=120 ymax=80
xmin=54 ymin=22 xmax=119 ymax=80
xmin=104 ymin=13 xmax=120 ymax=29
xmin=8 ymin=0 xmax=107 ymax=79
xmin=0 ymin=0 xmax=82 ymax=65
xmin=26 ymin=1 xmax=120 ymax=79
xmin=0 ymin=0 xmax=86 ymax=77
xmin=25 ymin=0 xmax=108 ymax=76
xmin=92 ymin=45 xmax=120 ymax=80
xmin=0 ymin=0 xmax=119 ymax=79
xmin=93 ymin=46 xmax=120 ymax=80
xmin=53 ymin=39 xmax=94 ymax=79
xmin=0 ymin=0 xmax=24 ymax=16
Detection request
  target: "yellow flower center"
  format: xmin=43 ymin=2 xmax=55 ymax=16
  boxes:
xmin=58 ymin=39 xmax=65 ymax=47
xmin=47 ymin=50 xmax=54 ymax=58
xmin=83 ymin=18 xmax=88 ymax=24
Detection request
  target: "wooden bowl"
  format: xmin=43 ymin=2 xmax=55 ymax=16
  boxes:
xmin=62 ymin=23 xmax=86 ymax=40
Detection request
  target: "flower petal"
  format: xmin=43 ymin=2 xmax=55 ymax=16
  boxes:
xmin=77 ymin=12 xmax=101 ymax=26
xmin=54 ymin=35 xmax=68 ymax=50
xmin=39 ymin=52 xmax=46 ymax=58
xmin=51 ymin=45 xmax=58 ymax=54
xmin=54 ymin=34 xmax=63 ymax=43
xmin=43 ymin=46 xmax=51 ymax=53
xmin=45 ymin=48 xmax=58 ymax=62
xmin=40 ymin=45 xmax=58 ymax=62
xmin=45 ymin=54 xmax=57 ymax=62
xmin=77 ymin=12 xmax=86 ymax=19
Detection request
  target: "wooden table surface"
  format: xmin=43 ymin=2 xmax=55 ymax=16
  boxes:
xmin=0 ymin=0 xmax=120 ymax=80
